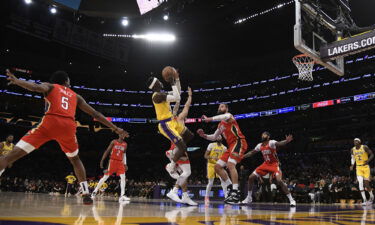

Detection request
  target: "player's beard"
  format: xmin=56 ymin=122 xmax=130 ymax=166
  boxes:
xmin=217 ymin=110 xmax=225 ymax=115
xmin=261 ymin=137 xmax=269 ymax=142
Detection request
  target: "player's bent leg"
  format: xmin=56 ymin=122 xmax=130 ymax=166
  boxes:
xmin=181 ymin=128 xmax=194 ymax=144
xmin=242 ymin=173 xmax=257 ymax=204
xmin=275 ymin=173 xmax=295 ymax=206
xmin=205 ymin=178 xmax=214 ymax=203
xmin=173 ymin=140 xmax=187 ymax=162
xmin=93 ymin=175 xmax=109 ymax=197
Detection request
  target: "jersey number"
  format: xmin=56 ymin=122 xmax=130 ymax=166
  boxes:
xmin=61 ymin=97 xmax=69 ymax=110
xmin=265 ymin=155 xmax=270 ymax=162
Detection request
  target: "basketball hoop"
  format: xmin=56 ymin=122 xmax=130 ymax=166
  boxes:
xmin=292 ymin=54 xmax=315 ymax=81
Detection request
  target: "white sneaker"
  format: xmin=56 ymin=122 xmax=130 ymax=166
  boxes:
xmin=181 ymin=194 xmax=198 ymax=206
xmin=167 ymin=190 xmax=182 ymax=203
xmin=166 ymin=163 xmax=177 ymax=174
xmin=241 ymin=195 xmax=252 ymax=204
xmin=362 ymin=201 xmax=367 ymax=206
xmin=119 ymin=195 xmax=130 ymax=202
xmin=290 ymin=199 xmax=296 ymax=207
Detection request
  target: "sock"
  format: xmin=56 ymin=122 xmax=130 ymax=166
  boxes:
xmin=233 ymin=184 xmax=239 ymax=190
xmin=220 ymin=178 xmax=232 ymax=197
xmin=172 ymin=186 xmax=179 ymax=193
xmin=361 ymin=191 xmax=367 ymax=202
xmin=80 ymin=181 xmax=89 ymax=195
xmin=287 ymin=193 xmax=294 ymax=201
xmin=248 ymin=191 xmax=252 ymax=198
xmin=0 ymin=169 xmax=4 ymax=177
xmin=369 ymin=191 xmax=374 ymax=199
xmin=120 ymin=174 xmax=126 ymax=197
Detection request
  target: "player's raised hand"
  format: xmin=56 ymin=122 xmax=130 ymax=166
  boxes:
xmin=6 ymin=69 xmax=18 ymax=85
xmin=285 ymin=134 xmax=293 ymax=143
xmin=201 ymin=115 xmax=212 ymax=123
xmin=187 ymin=87 xmax=192 ymax=96
xmin=197 ymin=129 xmax=206 ymax=138
xmin=115 ymin=127 xmax=129 ymax=137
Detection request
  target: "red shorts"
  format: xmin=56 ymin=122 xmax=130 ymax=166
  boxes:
xmin=17 ymin=115 xmax=78 ymax=157
xmin=255 ymin=163 xmax=282 ymax=177
xmin=105 ymin=159 xmax=126 ymax=176
xmin=220 ymin=138 xmax=248 ymax=164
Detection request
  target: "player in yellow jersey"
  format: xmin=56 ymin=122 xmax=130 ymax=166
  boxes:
xmin=147 ymin=73 xmax=194 ymax=176
xmin=350 ymin=138 xmax=374 ymax=205
xmin=0 ymin=134 xmax=14 ymax=176
xmin=204 ymin=139 xmax=227 ymax=203
xmin=65 ymin=172 xmax=77 ymax=197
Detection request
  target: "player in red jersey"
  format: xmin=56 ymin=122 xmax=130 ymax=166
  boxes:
xmin=197 ymin=103 xmax=248 ymax=204
xmin=92 ymin=133 xmax=130 ymax=202
xmin=242 ymin=131 xmax=296 ymax=206
xmin=0 ymin=70 xmax=126 ymax=205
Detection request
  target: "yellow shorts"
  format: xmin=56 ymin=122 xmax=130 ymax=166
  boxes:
xmin=356 ymin=165 xmax=371 ymax=180
xmin=158 ymin=118 xmax=185 ymax=144
xmin=207 ymin=163 xmax=218 ymax=179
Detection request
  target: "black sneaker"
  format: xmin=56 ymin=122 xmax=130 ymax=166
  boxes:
xmin=225 ymin=190 xmax=240 ymax=205
xmin=82 ymin=194 xmax=93 ymax=205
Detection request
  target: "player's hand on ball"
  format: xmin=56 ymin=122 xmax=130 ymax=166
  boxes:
xmin=6 ymin=69 xmax=18 ymax=85
xmin=197 ymin=129 xmax=206 ymax=137
xmin=285 ymin=134 xmax=293 ymax=143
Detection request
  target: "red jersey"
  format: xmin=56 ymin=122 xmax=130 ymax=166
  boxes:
xmin=110 ymin=140 xmax=127 ymax=161
xmin=45 ymin=84 xmax=77 ymax=120
xmin=218 ymin=117 xmax=246 ymax=145
xmin=255 ymin=140 xmax=279 ymax=164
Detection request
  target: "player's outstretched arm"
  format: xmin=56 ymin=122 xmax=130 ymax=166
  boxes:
xmin=197 ymin=128 xmax=222 ymax=141
xmin=202 ymin=113 xmax=232 ymax=123
xmin=275 ymin=134 xmax=293 ymax=147
xmin=177 ymin=87 xmax=192 ymax=121
xmin=6 ymin=69 xmax=53 ymax=94
xmin=100 ymin=141 xmax=114 ymax=168
xmin=77 ymin=95 xmax=126 ymax=135
xmin=364 ymin=145 xmax=374 ymax=165
xmin=243 ymin=150 xmax=257 ymax=159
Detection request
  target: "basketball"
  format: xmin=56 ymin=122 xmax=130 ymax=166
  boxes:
xmin=162 ymin=66 xmax=178 ymax=82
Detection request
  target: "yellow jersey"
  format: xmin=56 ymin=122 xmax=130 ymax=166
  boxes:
xmin=65 ymin=175 xmax=76 ymax=184
xmin=1 ymin=142 xmax=14 ymax=156
xmin=207 ymin=142 xmax=227 ymax=164
xmin=352 ymin=145 xmax=368 ymax=166
xmin=152 ymin=92 xmax=173 ymax=121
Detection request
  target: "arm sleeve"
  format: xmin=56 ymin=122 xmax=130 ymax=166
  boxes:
xmin=211 ymin=113 xmax=232 ymax=121
xmin=269 ymin=140 xmax=277 ymax=149
xmin=205 ymin=128 xmax=223 ymax=141
xmin=166 ymin=85 xmax=181 ymax=102
xmin=254 ymin=144 xmax=261 ymax=152
xmin=351 ymin=155 xmax=355 ymax=165
xmin=123 ymin=153 xmax=127 ymax=164
xmin=206 ymin=143 xmax=213 ymax=152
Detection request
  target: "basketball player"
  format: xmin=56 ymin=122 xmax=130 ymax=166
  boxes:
xmin=204 ymin=139 xmax=227 ymax=203
xmin=350 ymin=138 xmax=374 ymax=205
xmin=65 ymin=172 xmax=77 ymax=197
xmin=242 ymin=132 xmax=296 ymax=206
xmin=197 ymin=103 xmax=248 ymax=204
xmin=92 ymin=133 xmax=130 ymax=202
xmin=0 ymin=134 xmax=14 ymax=176
xmin=147 ymin=72 xmax=194 ymax=176
xmin=0 ymin=69 xmax=126 ymax=205
xmin=164 ymin=87 xmax=197 ymax=205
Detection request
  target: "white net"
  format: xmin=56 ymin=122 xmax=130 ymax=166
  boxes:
xmin=292 ymin=54 xmax=315 ymax=81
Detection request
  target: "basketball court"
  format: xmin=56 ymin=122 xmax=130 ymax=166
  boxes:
xmin=0 ymin=192 xmax=374 ymax=224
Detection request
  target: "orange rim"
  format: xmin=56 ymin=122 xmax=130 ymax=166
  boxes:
xmin=292 ymin=54 xmax=315 ymax=65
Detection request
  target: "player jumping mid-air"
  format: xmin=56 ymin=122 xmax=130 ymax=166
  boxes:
xmin=350 ymin=138 xmax=374 ymax=205
xmin=242 ymin=132 xmax=296 ymax=206
xmin=197 ymin=103 xmax=248 ymax=204
xmin=0 ymin=69 xmax=126 ymax=204
xmin=92 ymin=133 xmax=130 ymax=202
xmin=204 ymin=139 xmax=227 ymax=203
xmin=0 ymin=134 xmax=14 ymax=176
xmin=147 ymin=69 xmax=194 ymax=176
xmin=164 ymin=87 xmax=197 ymax=205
